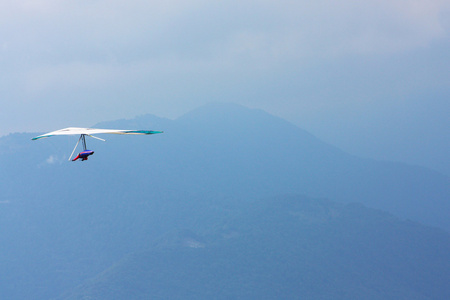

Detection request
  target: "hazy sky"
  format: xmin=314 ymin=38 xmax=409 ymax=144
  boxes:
xmin=1 ymin=0 xmax=449 ymax=174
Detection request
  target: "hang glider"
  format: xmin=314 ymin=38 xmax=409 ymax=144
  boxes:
xmin=32 ymin=127 xmax=163 ymax=161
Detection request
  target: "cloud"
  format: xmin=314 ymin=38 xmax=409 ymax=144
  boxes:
xmin=2 ymin=0 xmax=449 ymax=70
xmin=2 ymin=0 xmax=445 ymax=100
xmin=215 ymin=0 xmax=450 ymax=62
xmin=46 ymin=154 xmax=62 ymax=164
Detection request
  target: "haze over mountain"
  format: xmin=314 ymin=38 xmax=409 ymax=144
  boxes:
xmin=98 ymin=103 xmax=449 ymax=229
xmin=0 ymin=103 xmax=449 ymax=299
xmin=3 ymin=103 xmax=448 ymax=229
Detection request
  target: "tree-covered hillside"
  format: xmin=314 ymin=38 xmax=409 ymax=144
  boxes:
xmin=59 ymin=195 xmax=450 ymax=300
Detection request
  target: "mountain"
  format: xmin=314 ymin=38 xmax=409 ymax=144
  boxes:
xmin=59 ymin=195 xmax=450 ymax=300
xmin=0 ymin=102 xmax=449 ymax=299
xmin=98 ymin=103 xmax=449 ymax=228
xmin=95 ymin=103 xmax=450 ymax=229
xmin=3 ymin=103 xmax=448 ymax=229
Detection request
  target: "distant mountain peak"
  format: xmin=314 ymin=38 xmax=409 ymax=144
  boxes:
xmin=176 ymin=102 xmax=319 ymax=141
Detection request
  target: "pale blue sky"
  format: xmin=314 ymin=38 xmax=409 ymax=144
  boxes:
xmin=1 ymin=0 xmax=449 ymax=174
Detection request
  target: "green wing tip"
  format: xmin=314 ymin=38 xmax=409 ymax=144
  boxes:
xmin=32 ymin=135 xmax=52 ymax=140
xmin=122 ymin=130 xmax=163 ymax=135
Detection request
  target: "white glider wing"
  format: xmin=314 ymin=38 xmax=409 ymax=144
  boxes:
xmin=32 ymin=127 xmax=163 ymax=140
